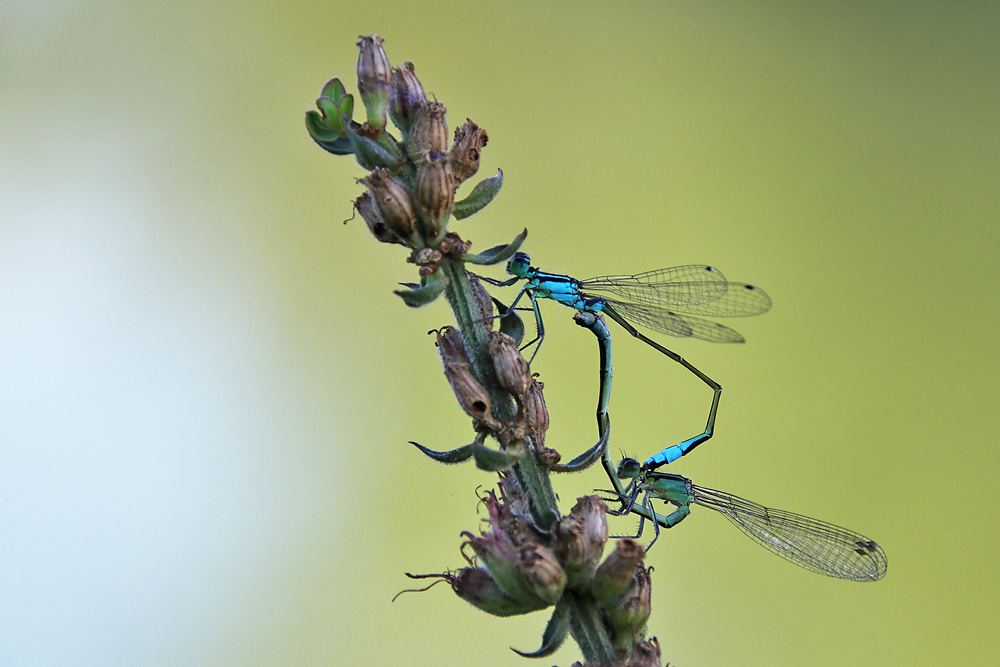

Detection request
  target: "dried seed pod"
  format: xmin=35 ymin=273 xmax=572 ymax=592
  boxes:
xmin=449 ymin=119 xmax=489 ymax=185
xmin=552 ymin=497 xmax=610 ymax=587
xmin=362 ymin=168 xmax=416 ymax=242
xmin=535 ymin=446 xmax=562 ymax=469
xmin=517 ymin=544 xmax=566 ymax=605
xmin=450 ymin=568 xmax=547 ymax=617
xmin=437 ymin=327 xmax=500 ymax=430
xmin=355 ymin=34 xmax=391 ymax=129
xmin=467 ymin=273 xmax=495 ymax=332
xmin=572 ymin=495 xmax=609 ymax=556
xmin=438 ymin=232 xmax=472 ymax=255
xmin=626 ymin=637 xmax=662 ymax=667
xmin=593 ymin=539 xmax=644 ymax=605
xmin=489 ymin=332 xmax=531 ymax=400
xmin=413 ymin=248 xmax=443 ymax=266
xmin=523 ymin=377 xmax=548 ymax=438
xmin=389 ymin=61 xmax=426 ymax=136
xmin=605 ymin=562 xmax=653 ymax=643
xmin=352 ymin=192 xmax=401 ymax=245
xmin=409 ymin=100 xmax=448 ymax=158
xmin=414 ymin=152 xmax=455 ymax=242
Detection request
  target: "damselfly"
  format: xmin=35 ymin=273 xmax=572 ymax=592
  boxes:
xmin=484 ymin=252 xmax=771 ymax=468
xmin=609 ymin=457 xmax=888 ymax=581
xmin=572 ymin=310 xmax=721 ymax=500
xmin=491 ymin=252 xmax=771 ymax=361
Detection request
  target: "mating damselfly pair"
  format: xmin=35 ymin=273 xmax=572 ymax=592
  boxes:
xmin=484 ymin=252 xmax=887 ymax=582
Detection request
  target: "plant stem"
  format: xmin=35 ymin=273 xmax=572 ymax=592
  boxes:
xmin=565 ymin=591 xmax=618 ymax=663
xmin=441 ymin=257 xmax=559 ymax=527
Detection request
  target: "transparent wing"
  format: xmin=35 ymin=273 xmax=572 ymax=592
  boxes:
xmin=691 ymin=484 xmax=888 ymax=581
xmin=581 ymin=265 xmax=728 ymax=308
xmin=602 ymin=298 xmax=748 ymax=343
xmin=581 ymin=265 xmax=772 ymax=317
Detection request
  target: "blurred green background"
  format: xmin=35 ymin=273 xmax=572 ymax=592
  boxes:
xmin=2 ymin=1 xmax=998 ymax=665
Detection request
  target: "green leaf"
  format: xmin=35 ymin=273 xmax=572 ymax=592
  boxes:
xmin=306 ymin=110 xmax=354 ymax=154
xmin=494 ymin=298 xmax=525 ymax=346
xmin=410 ymin=440 xmax=475 ymax=464
xmin=511 ymin=603 xmax=569 ymax=658
xmin=460 ymin=228 xmax=527 ymax=265
xmin=346 ymin=123 xmax=404 ymax=171
xmin=394 ymin=272 xmax=449 ymax=307
xmin=472 ymin=439 xmax=524 ymax=471
xmin=305 ymin=82 xmax=356 ymax=155
xmin=319 ymin=77 xmax=348 ymax=104
xmin=453 ymin=168 xmax=503 ymax=220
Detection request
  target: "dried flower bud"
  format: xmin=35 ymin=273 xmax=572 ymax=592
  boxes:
xmin=413 ymin=248 xmax=443 ymax=266
xmin=356 ymin=34 xmax=391 ymax=129
xmin=536 ymin=446 xmax=561 ymax=468
xmin=389 ymin=62 xmax=426 ymax=136
xmin=496 ymin=473 xmax=536 ymax=540
xmin=352 ymin=192 xmax=402 ymax=245
xmin=489 ymin=332 xmax=531 ymax=400
xmin=362 ymin=168 xmax=416 ymax=242
xmin=626 ymin=637 xmax=662 ymax=667
xmin=553 ymin=498 xmax=609 ymax=585
xmin=573 ymin=495 xmax=609 ymax=553
xmin=462 ymin=529 xmax=550 ymax=610
xmin=467 ymin=273 xmax=495 ymax=331
xmin=593 ymin=538 xmax=643 ymax=605
xmin=552 ymin=516 xmax=596 ymax=586
xmin=414 ymin=152 xmax=455 ymax=242
xmin=523 ymin=378 xmax=548 ymax=439
xmin=606 ymin=562 xmax=653 ymax=644
xmin=449 ymin=119 xmax=489 ymax=185
xmin=437 ymin=327 xmax=501 ymax=430
xmin=409 ymin=100 xmax=448 ymax=158
xmin=451 ymin=568 xmax=548 ymax=617
xmin=438 ymin=232 xmax=472 ymax=255
xmin=517 ymin=544 xmax=566 ymax=605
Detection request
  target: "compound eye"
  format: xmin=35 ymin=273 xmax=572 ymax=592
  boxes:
xmin=617 ymin=458 xmax=641 ymax=478
xmin=506 ymin=252 xmax=530 ymax=276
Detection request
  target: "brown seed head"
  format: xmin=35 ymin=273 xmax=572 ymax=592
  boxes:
xmin=409 ymin=100 xmax=448 ymax=158
xmin=389 ymin=62 xmax=426 ymax=133
xmin=449 ymin=119 xmax=489 ymax=185
xmin=593 ymin=538 xmax=644 ymax=605
xmin=355 ymin=35 xmax=392 ymax=128
xmin=517 ymin=544 xmax=567 ymax=605
xmin=489 ymin=332 xmax=531 ymax=401
xmin=467 ymin=273 xmax=495 ymax=332
xmin=362 ymin=168 xmax=416 ymax=242
xmin=356 ymin=35 xmax=391 ymax=93
xmin=414 ymin=152 xmax=455 ymax=239
xmin=352 ymin=192 xmax=401 ymax=245
xmin=523 ymin=377 xmax=549 ymax=441
xmin=606 ymin=561 xmax=653 ymax=644
xmin=437 ymin=327 xmax=500 ymax=430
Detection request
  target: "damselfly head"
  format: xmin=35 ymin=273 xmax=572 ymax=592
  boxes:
xmin=506 ymin=252 xmax=531 ymax=278
xmin=616 ymin=457 xmax=641 ymax=480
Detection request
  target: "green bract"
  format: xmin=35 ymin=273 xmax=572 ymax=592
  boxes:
xmin=394 ymin=271 xmax=448 ymax=307
xmin=453 ymin=169 xmax=503 ymax=220
xmin=305 ymin=78 xmax=355 ymax=155
xmin=460 ymin=227 xmax=525 ymax=265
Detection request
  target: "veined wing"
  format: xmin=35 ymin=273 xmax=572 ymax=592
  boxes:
xmin=602 ymin=298 xmax=748 ymax=343
xmin=581 ymin=265 xmax=730 ymax=309
xmin=581 ymin=266 xmax=772 ymax=317
xmin=691 ymin=484 xmax=888 ymax=582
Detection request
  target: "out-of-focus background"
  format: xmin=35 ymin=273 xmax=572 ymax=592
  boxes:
xmin=2 ymin=2 xmax=998 ymax=665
